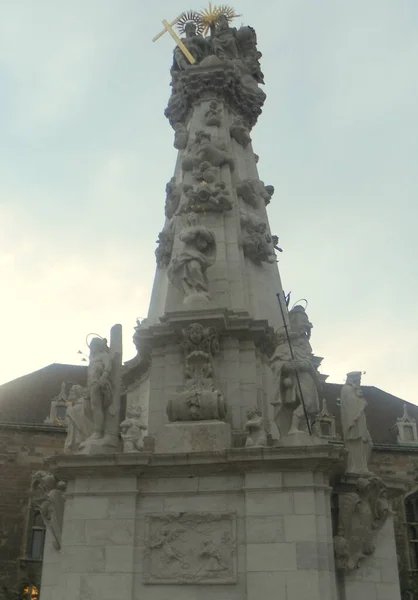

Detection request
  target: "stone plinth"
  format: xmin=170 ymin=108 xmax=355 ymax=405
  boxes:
xmin=41 ymin=444 xmax=344 ymax=600
xmin=342 ymin=516 xmax=401 ymax=600
xmin=154 ymin=421 xmax=231 ymax=454
xmin=334 ymin=474 xmax=405 ymax=600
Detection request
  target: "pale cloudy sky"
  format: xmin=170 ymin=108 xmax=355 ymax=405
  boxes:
xmin=1 ymin=1 xmax=417 ymax=402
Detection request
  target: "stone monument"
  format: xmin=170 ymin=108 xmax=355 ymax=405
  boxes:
xmin=39 ymin=7 xmax=402 ymax=600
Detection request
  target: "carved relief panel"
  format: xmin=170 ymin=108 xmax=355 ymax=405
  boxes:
xmin=143 ymin=512 xmax=237 ymax=584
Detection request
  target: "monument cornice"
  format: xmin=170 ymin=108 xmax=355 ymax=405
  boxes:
xmin=45 ymin=443 xmax=346 ymax=481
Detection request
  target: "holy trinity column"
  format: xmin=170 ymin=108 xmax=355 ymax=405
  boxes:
xmin=131 ymin=9 xmax=299 ymax=449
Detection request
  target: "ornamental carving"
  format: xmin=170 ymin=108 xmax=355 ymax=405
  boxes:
xmin=120 ymin=406 xmax=147 ymax=452
xmin=181 ymin=182 xmax=232 ymax=214
xmin=192 ymin=161 xmax=219 ymax=184
xmin=32 ymin=472 xmax=66 ymax=551
xmin=166 ymin=63 xmax=266 ymax=129
xmin=166 ymin=17 xmax=265 ymax=128
xmin=182 ymin=130 xmax=234 ymax=174
xmin=155 ymin=220 xmax=175 ymax=268
xmin=167 ymin=218 xmax=216 ymax=304
xmin=64 ymin=384 xmax=92 ymax=454
xmin=237 ymin=178 xmax=274 ymax=208
xmin=230 ymin=116 xmax=252 ymax=147
xmin=167 ymin=323 xmax=226 ymax=422
xmin=173 ymin=122 xmax=189 ymax=150
xmin=143 ymin=512 xmax=237 ymax=584
xmin=334 ymin=476 xmax=390 ymax=571
xmin=204 ymin=100 xmax=222 ymax=127
xmin=165 ymin=178 xmax=182 ymax=219
xmin=244 ymin=407 xmax=267 ymax=447
xmin=240 ymin=211 xmax=275 ymax=264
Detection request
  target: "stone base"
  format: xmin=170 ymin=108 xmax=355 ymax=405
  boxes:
xmin=278 ymin=431 xmax=324 ymax=447
xmin=155 ymin=420 xmax=231 ymax=454
xmin=78 ymin=434 xmax=121 ymax=456
xmin=41 ymin=445 xmax=346 ymax=600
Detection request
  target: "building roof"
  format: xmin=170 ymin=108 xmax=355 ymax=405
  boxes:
xmin=323 ymin=382 xmax=417 ymax=445
xmin=0 ymin=363 xmax=86 ymax=424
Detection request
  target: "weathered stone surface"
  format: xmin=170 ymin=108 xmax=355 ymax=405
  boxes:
xmin=143 ymin=512 xmax=237 ymax=584
xmin=155 ymin=421 xmax=231 ymax=454
xmin=334 ymin=475 xmax=390 ymax=572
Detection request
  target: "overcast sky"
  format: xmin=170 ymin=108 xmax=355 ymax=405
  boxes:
xmin=1 ymin=0 xmax=417 ymax=403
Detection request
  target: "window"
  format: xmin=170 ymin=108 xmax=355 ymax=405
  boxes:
xmin=396 ymin=404 xmax=418 ymax=445
xmin=406 ymin=492 xmax=418 ymax=571
xmin=28 ymin=511 xmax=45 ymax=560
xmin=404 ymin=425 xmax=415 ymax=442
xmin=320 ymin=421 xmax=332 ymax=437
xmin=313 ymin=399 xmax=337 ymax=439
xmin=55 ymin=403 xmax=68 ymax=421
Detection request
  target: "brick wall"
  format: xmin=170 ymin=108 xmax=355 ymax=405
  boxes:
xmin=0 ymin=424 xmax=65 ymax=595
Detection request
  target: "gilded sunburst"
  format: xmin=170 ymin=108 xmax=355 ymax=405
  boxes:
xmin=176 ymin=4 xmax=241 ymax=36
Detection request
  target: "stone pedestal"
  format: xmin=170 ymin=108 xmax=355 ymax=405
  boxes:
xmin=41 ymin=444 xmax=344 ymax=600
xmin=154 ymin=421 xmax=232 ymax=454
xmin=342 ymin=515 xmax=401 ymax=600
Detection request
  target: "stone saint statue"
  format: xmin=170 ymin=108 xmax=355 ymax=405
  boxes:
xmin=211 ymin=14 xmax=240 ymax=60
xmin=79 ymin=325 xmax=122 ymax=454
xmin=168 ymin=222 xmax=216 ymax=303
xmin=173 ymin=22 xmax=207 ymax=71
xmin=271 ymin=306 xmax=322 ymax=438
xmin=64 ymin=384 xmax=93 ymax=454
xmin=340 ymin=372 xmax=373 ymax=474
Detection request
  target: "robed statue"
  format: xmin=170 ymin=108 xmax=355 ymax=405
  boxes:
xmin=168 ymin=221 xmax=216 ymax=304
xmin=64 ymin=384 xmax=93 ymax=454
xmin=340 ymin=371 xmax=373 ymax=474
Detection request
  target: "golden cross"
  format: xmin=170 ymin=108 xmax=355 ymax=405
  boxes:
xmin=152 ymin=16 xmax=196 ymax=65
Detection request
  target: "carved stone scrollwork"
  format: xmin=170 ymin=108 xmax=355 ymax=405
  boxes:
xmin=143 ymin=512 xmax=237 ymax=584
xmin=165 ymin=178 xmax=182 ymax=219
xmin=181 ymin=182 xmax=232 ymax=214
xmin=230 ymin=116 xmax=252 ymax=147
xmin=334 ymin=476 xmax=390 ymax=571
xmin=204 ymin=100 xmax=222 ymax=127
xmin=240 ymin=211 xmax=275 ymax=264
xmin=182 ymin=130 xmax=234 ymax=173
xmin=155 ymin=220 xmax=175 ymax=268
xmin=237 ymin=178 xmax=274 ymax=208
xmin=167 ymin=217 xmax=216 ymax=304
xmin=167 ymin=323 xmax=226 ymax=422
xmin=32 ymin=472 xmax=66 ymax=551
xmin=173 ymin=122 xmax=189 ymax=150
